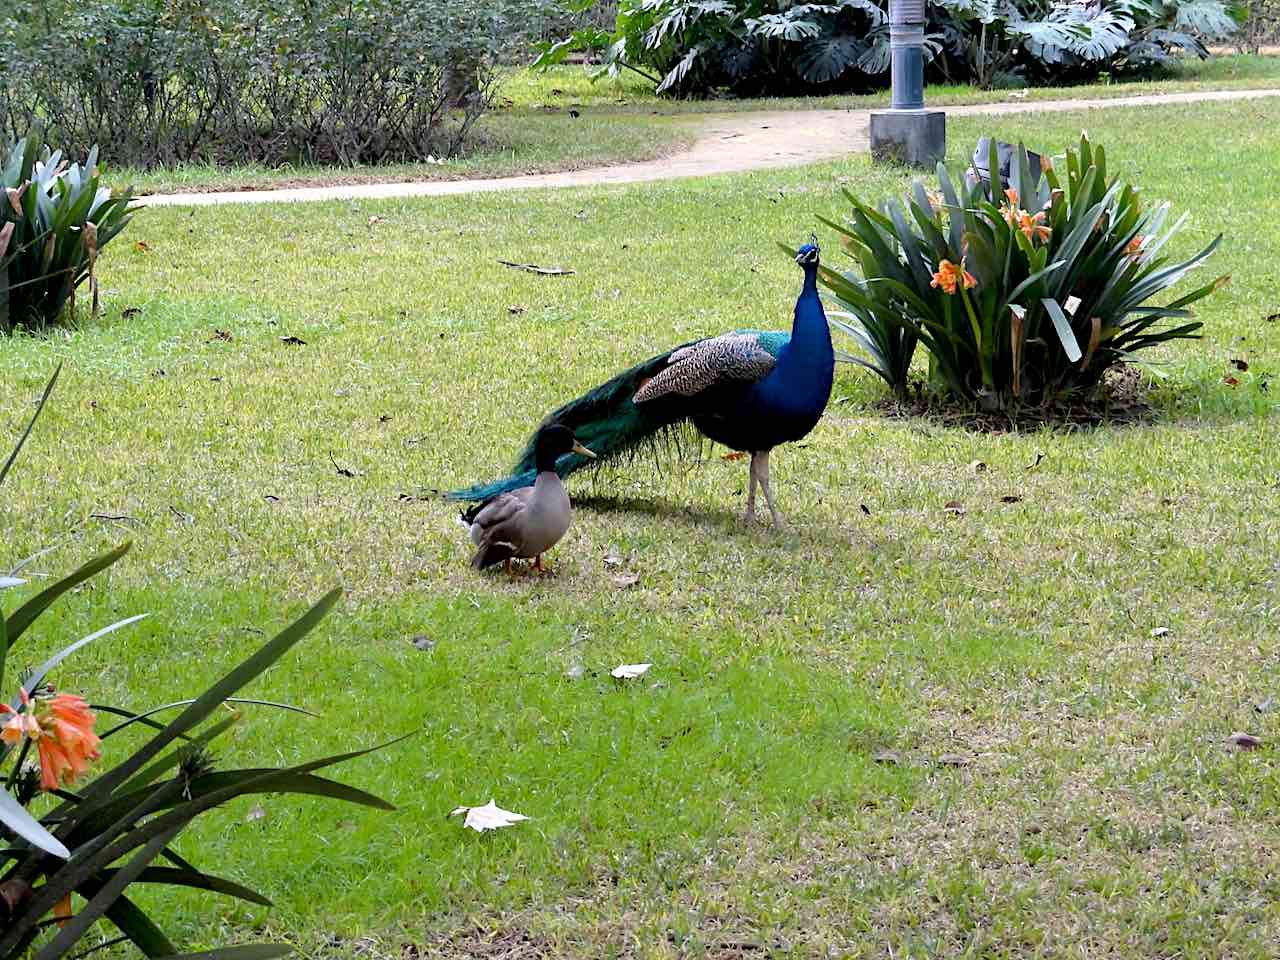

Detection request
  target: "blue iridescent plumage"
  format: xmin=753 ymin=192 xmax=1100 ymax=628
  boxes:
xmin=447 ymin=241 xmax=835 ymax=524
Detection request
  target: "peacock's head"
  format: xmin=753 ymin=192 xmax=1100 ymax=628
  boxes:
xmin=534 ymin=423 xmax=596 ymax=472
xmin=795 ymin=236 xmax=820 ymax=268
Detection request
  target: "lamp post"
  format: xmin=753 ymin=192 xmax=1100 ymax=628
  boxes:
xmin=869 ymin=0 xmax=945 ymax=167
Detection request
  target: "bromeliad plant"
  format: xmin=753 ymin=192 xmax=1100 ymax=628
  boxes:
xmin=819 ymin=134 xmax=1227 ymax=410
xmin=0 ymin=367 xmax=399 ymax=960
xmin=1 ymin=135 xmax=135 ymax=333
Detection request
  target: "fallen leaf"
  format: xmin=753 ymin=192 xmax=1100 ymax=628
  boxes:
xmin=969 ymin=460 xmax=987 ymax=473
xmin=330 ymin=453 xmax=357 ymax=478
xmin=1150 ymin=626 xmax=1170 ymax=638
xmin=169 ymin=505 xmax=195 ymax=524
xmin=409 ymin=635 xmax=435 ymax=652
xmin=1254 ymin=696 xmax=1276 ymax=714
xmin=568 ymin=109 xmax=580 ymax=118
xmin=564 ymin=663 xmax=586 ymax=680
xmin=1267 ymin=312 xmax=1280 ymax=323
xmin=872 ymin=750 xmax=900 ymax=764
xmin=1224 ymin=375 xmax=1240 ymax=387
xmin=1026 ymin=451 xmax=1046 ymax=470
xmin=280 ymin=335 xmax=307 ymax=346
xmin=207 ymin=329 xmax=232 ymax=343
xmin=133 ymin=240 xmax=152 ymax=253
xmin=574 ymin=209 xmax=588 ymax=220
xmin=367 ymin=215 xmax=385 ymax=226
xmin=722 ymin=451 xmax=747 ymax=461
xmin=603 ymin=548 xmax=624 ymax=567
xmin=379 ymin=414 xmax=392 ymax=423
xmin=244 ymin=805 xmax=267 ymax=823
xmin=611 ymin=663 xmax=651 ymax=679
xmin=610 ymin=572 xmax=640 ymax=589
xmin=1231 ymin=358 xmax=1249 ymax=371
xmin=497 ymin=259 xmax=575 ymax=276
xmin=263 ymin=494 xmax=280 ymax=503
xmin=1064 ymin=295 xmax=1082 ymax=315
xmin=936 ymin=753 xmax=972 ymax=767
xmin=1008 ymin=88 xmax=1029 ymax=99
xmin=508 ymin=305 xmax=527 ymax=315
xmin=943 ymin=500 xmax=965 ymax=515
xmin=121 ymin=306 xmax=141 ymax=320
xmin=1225 ymin=731 xmax=1262 ymax=751
xmin=860 ymin=503 xmax=871 ymax=516
xmin=448 ymin=799 xmax=530 ymax=832
xmin=999 ymin=494 xmax=1023 ymax=504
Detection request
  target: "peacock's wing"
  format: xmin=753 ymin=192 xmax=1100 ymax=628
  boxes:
xmin=632 ymin=332 xmax=781 ymax=404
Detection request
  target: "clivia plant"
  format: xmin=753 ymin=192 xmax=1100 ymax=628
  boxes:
xmin=819 ymin=134 xmax=1227 ymax=411
xmin=0 ymin=366 xmax=400 ymax=960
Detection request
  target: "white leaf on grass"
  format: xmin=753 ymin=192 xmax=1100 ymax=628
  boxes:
xmin=1150 ymin=626 xmax=1170 ymax=637
xmin=449 ymin=799 xmax=530 ymax=832
xmin=611 ymin=663 xmax=651 ymax=679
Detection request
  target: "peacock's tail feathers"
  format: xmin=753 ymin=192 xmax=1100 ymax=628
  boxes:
xmin=444 ymin=343 xmax=697 ymax=503
xmin=444 ymin=330 xmax=793 ymax=503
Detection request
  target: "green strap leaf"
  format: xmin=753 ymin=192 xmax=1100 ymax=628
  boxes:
xmin=6 ymin=542 xmax=133 ymax=648
xmin=0 ymin=784 xmax=70 ymax=858
xmin=78 ymin=589 xmax=342 ymax=806
xmin=0 ymin=363 xmax=61 ymax=488
xmin=96 ymin=866 xmax=272 ymax=907
xmin=1042 ymin=298 xmax=1083 ymax=362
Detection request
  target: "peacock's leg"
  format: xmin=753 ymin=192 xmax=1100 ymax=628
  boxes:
xmin=744 ymin=452 xmax=760 ymax=523
xmin=756 ymin=449 xmax=786 ymax=527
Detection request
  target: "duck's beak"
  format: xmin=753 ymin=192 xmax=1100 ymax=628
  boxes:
xmin=572 ymin=441 xmax=597 ymax=459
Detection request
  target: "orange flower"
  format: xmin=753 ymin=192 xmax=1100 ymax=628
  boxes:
xmin=0 ymin=690 xmax=100 ymax=791
xmin=1016 ymin=209 xmax=1051 ymax=244
xmin=930 ymin=258 xmax=977 ymax=295
xmin=1004 ymin=187 xmax=1019 ymax=206
xmin=1124 ymin=234 xmax=1147 ymax=260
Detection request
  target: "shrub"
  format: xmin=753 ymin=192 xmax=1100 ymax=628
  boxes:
xmin=534 ymin=0 xmax=1237 ymax=96
xmin=0 ymin=367 xmax=400 ymax=959
xmin=817 ymin=135 xmax=1226 ymax=410
xmin=0 ymin=0 xmax=555 ymax=170
xmin=1232 ymin=0 xmax=1280 ymax=53
xmin=0 ymin=136 xmax=135 ymax=333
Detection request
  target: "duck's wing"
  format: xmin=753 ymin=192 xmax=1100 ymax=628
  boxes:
xmin=632 ymin=332 xmax=781 ymax=403
xmin=467 ymin=488 xmax=533 ymax=568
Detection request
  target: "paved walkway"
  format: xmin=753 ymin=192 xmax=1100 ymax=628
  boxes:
xmin=142 ymin=88 xmax=1280 ymax=207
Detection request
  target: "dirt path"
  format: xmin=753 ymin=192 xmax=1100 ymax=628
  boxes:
xmin=142 ymin=88 xmax=1280 ymax=208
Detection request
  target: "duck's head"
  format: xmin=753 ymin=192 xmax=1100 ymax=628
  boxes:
xmin=795 ymin=235 xmax=820 ymax=269
xmin=534 ymin=423 xmax=596 ymax=473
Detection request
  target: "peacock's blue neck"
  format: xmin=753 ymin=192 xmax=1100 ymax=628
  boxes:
xmin=778 ymin=265 xmax=833 ymax=375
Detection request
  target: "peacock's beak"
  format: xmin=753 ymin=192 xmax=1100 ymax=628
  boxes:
xmin=572 ymin=441 xmax=597 ymax=459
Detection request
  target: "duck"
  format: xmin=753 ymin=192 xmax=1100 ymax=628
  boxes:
xmin=459 ymin=423 xmax=596 ymax=572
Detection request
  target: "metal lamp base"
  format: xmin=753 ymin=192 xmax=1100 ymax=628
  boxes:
xmin=869 ymin=110 xmax=946 ymax=168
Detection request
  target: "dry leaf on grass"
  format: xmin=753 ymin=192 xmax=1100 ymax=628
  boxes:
xmin=943 ymin=500 xmax=965 ymax=516
xmin=1149 ymin=626 xmax=1170 ymax=638
xmin=449 ymin=800 xmax=530 ymax=832
xmin=999 ymin=494 xmax=1023 ymax=504
xmin=936 ymin=753 xmax=972 ymax=767
xmin=280 ymin=335 xmax=307 ymax=346
xmin=611 ymin=663 xmax=651 ymax=679
xmin=1225 ymin=732 xmax=1262 ymax=751
xmin=497 ymin=259 xmax=574 ymax=276
xmin=610 ymin=572 xmax=640 ymax=589
xmin=969 ymin=460 xmax=987 ymax=473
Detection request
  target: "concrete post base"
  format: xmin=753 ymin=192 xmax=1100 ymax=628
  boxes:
xmin=869 ymin=110 xmax=946 ymax=168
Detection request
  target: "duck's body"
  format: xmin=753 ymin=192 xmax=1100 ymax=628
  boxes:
xmin=460 ymin=424 xmax=594 ymax=571
xmin=446 ymin=241 xmax=834 ymax=525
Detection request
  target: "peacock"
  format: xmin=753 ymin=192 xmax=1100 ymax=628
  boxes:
xmin=446 ymin=239 xmax=835 ymax=525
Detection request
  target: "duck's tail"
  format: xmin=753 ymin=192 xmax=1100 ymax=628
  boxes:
xmin=443 ymin=345 xmax=695 ymax=502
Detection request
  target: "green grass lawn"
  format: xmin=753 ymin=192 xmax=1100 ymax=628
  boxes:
xmin=111 ymin=54 xmax=1280 ymax=196
xmin=7 ymin=97 xmax=1280 ymax=956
